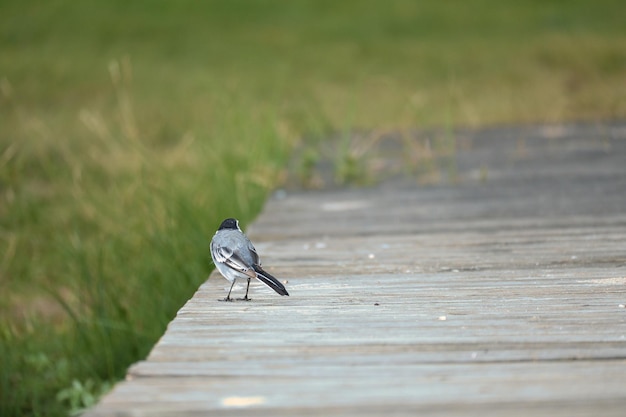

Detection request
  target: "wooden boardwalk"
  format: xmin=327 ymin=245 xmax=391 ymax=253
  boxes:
xmin=86 ymin=124 xmax=626 ymax=416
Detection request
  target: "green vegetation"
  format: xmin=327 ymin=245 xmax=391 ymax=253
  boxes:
xmin=1 ymin=1 xmax=624 ymax=415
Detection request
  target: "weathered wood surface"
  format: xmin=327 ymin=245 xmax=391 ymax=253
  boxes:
xmin=86 ymin=123 xmax=626 ymax=416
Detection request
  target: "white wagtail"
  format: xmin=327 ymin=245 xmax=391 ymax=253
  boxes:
xmin=210 ymin=218 xmax=289 ymax=301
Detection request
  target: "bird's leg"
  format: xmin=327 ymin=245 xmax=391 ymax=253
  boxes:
xmin=238 ymin=277 xmax=252 ymax=301
xmin=220 ymin=280 xmax=236 ymax=302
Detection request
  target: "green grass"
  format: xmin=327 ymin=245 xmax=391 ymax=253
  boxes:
xmin=1 ymin=1 xmax=625 ymax=415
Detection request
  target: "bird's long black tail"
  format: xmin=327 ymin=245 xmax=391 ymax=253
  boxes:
xmin=253 ymin=265 xmax=289 ymax=296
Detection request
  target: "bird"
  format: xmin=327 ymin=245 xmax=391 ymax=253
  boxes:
xmin=210 ymin=218 xmax=289 ymax=301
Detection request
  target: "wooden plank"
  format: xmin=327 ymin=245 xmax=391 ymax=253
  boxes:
xmin=85 ymin=124 xmax=626 ymax=416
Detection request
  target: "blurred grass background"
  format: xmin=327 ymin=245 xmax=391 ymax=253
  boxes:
xmin=1 ymin=0 xmax=624 ymax=415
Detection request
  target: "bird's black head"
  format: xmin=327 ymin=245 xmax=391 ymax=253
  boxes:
xmin=218 ymin=218 xmax=240 ymax=231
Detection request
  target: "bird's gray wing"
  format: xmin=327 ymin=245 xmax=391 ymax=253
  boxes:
xmin=247 ymin=239 xmax=260 ymax=265
xmin=212 ymin=242 xmax=256 ymax=278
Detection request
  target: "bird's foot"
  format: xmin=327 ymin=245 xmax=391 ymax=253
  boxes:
xmin=219 ymin=297 xmax=234 ymax=302
xmin=236 ymin=296 xmax=252 ymax=302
